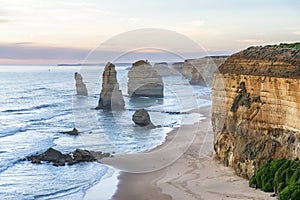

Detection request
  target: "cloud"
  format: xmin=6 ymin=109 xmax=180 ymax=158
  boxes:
xmin=185 ymin=20 xmax=206 ymax=27
xmin=0 ymin=43 xmax=90 ymax=61
xmin=0 ymin=18 xmax=11 ymax=22
xmin=236 ymin=39 xmax=264 ymax=43
xmin=255 ymin=33 xmax=265 ymax=36
xmin=293 ymin=31 xmax=300 ymax=35
xmin=128 ymin=17 xmax=141 ymax=23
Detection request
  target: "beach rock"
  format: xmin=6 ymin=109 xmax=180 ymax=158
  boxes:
xmin=128 ymin=60 xmax=164 ymax=97
xmin=73 ymin=149 xmax=96 ymax=163
xmin=212 ymin=44 xmax=300 ymax=178
xmin=132 ymin=109 xmax=155 ymax=128
xmin=96 ymin=62 xmax=125 ymax=110
xmin=59 ymin=128 xmax=79 ymax=136
xmin=26 ymin=148 xmax=104 ymax=166
xmin=74 ymin=72 xmax=88 ymax=96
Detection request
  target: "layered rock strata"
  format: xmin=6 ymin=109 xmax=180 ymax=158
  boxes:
xmin=96 ymin=62 xmax=125 ymax=110
xmin=212 ymin=46 xmax=300 ymax=178
xmin=128 ymin=60 xmax=164 ymax=97
xmin=74 ymin=72 xmax=88 ymax=96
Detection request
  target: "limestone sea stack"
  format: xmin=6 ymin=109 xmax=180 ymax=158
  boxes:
xmin=128 ymin=60 xmax=164 ymax=97
xmin=96 ymin=62 xmax=125 ymax=110
xmin=212 ymin=44 xmax=300 ymax=178
xmin=74 ymin=72 xmax=88 ymax=96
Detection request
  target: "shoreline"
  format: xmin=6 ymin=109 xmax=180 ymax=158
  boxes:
xmin=107 ymin=105 xmax=272 ymax=200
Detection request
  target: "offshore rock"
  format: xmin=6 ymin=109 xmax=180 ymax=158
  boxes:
xmin=132 ymin=109 xmax=155 ymax=128
xmin=212 ymin=45 xmax=300 ymax=178
xmin=128 ymin=60 xmax=164 ymax=97
xmin=96 ymin=62 xmax=125 ymax=110
xmin=74 ymin=72 xmax=88 ymax=96
xmin=26 ymin=148 xmax=111 ymax=166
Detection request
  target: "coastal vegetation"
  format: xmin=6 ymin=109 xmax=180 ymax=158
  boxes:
xmin=263 ymin=42 xmax=300 ymax=50
xmin=249 ymin=159 xmax=300 ymax=200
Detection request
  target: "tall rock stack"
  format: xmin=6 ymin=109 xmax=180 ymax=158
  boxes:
xmin=74 ymin=72 xmax=88 ymax=96
xmin=128 ymin=60 xmax=164 ymax=97
xmin=96 ymin=62 xmax=125 ymax=110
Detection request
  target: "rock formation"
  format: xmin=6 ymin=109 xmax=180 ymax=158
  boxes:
xmin=171 ymin=62 xmax=184 ymax=75
xmin=128 ymin=60 xmax=164 ymax=97
xmin=132 ymin=109 xmax=155 ymax=128
xmin=183 ymin=56 xmax=228 ymax=86
xmin=27 ymin=147 xmax=111 ymax=166
xmin=212 ymin=45 xmax=300 ymax=178
xmin=74 ymin=72 xmax=88 ymax=96
xmin=96 ymin=62 xmax=125 ymax=110
xmin=153 ymin=62 xmax=177 ymax=76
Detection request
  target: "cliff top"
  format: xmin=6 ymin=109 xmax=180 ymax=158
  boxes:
xmin=218 ymin=43 xmax=300 ymax=78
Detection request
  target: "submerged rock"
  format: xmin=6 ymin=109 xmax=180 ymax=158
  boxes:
xmin=132 ymin=109 xmax=155 ymax=128
xmin=128 ymin=60 xmax=164 ymax=97
xmin=59 ymin=128 xmax=79 ymax=136
xmin=96 ymin=62 xmax=125 ymax=110
xmin=74 ymin=72 xmax=88 ymax=96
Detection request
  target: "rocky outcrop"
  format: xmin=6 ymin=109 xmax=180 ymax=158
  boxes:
xmin=74 ymin=72 xmax=88 ymax=96
xmin=212 ymin=45 xmax=300 ymax=178
xmin=183 ymin=56 xmax=228 ymax=86
xmin=132 ymin=109 xmax=155 ymax=128
xmin=128 ymin=60 xmax=164 ymax=97
xmin=27 ymin=148 xmax=111 ymax=166
xmin=96 ymin=62 xmax=125 ymax=110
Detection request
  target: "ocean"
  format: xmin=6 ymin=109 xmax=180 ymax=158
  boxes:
xmin=0 ymin=64 xmax=211 ymax=199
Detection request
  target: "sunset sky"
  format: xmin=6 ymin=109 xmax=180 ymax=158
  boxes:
xmin=0 ymin=0 xmax=299 ymax=64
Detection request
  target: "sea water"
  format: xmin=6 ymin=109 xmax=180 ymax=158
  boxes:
xmin=0 ymin=65 xmax=211 ymax=199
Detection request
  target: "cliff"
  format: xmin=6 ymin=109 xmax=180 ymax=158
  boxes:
xmin=96 ymin=62 xmax=125 ymax=110
xmin=212 ymin=45 xmax=300 ymax=178
xmin=182 ymin=56 xmax=228 ymax=86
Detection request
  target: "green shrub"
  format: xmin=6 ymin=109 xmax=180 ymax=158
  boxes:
xmin=279 ymin=183 xmax=300 ymax=200
xmin=249 ymin=159 xmax=300 ymax=198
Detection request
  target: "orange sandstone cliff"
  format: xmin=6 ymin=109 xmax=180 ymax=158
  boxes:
xmin=212 ymin=45 xmax=300 ymax=178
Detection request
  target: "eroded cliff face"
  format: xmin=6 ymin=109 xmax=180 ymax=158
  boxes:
xmin=182 ymin=56 xmax=228 ymax=86
xmin=212 ymin=46 xmax=300 ymax=178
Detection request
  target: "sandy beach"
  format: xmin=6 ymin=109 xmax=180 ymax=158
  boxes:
xmin=87 ymin=106 xmax=273 ymax=200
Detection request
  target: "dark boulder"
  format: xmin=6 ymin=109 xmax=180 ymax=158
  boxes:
xmin=73 ymin=149 xmax=96 ymax=163
xmin=132 ymin=109 xmax=155 ymax=128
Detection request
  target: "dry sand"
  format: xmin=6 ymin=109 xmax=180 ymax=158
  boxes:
xmin=87 ymin=106 xmax=273 ymax=200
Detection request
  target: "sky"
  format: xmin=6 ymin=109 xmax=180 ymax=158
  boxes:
xmin=0 ymin=0 xmax=299 ymax=64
